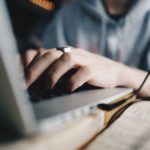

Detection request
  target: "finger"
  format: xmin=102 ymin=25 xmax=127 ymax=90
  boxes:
xmin=26 ymin=49 xmax=63 ymax=87
xmin=26 ymin=48 xmax=46 ymax=68
xmin=68 ymin=67 xmax=92 ymax=91
xmin=48 ymin=53 xmax=75 ymax=89
xmin=22 ymin=49 xmax=38 ymax=67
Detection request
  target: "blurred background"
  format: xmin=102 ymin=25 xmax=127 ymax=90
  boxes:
xmin=6 ymin=0 xmax=67 ymax=53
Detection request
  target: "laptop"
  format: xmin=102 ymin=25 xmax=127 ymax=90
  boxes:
xmin=0 ymin=0 xmax=133 ymax=136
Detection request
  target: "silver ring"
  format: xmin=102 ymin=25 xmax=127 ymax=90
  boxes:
xmin=56 ymin=46 xmax=72 ymax=53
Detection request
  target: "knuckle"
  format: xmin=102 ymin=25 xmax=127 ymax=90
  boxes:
xmin=44 ymin=51 xmax=54 ymax=59
xmin=62 ymin=53 xmax=73 ymax=62
xmin=39 ymin=50 xmax=46 ymax=56
xmin=82 ymin=66 xmax=92 ymax=75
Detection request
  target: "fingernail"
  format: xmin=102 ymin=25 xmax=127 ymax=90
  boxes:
xmin=71 ymin=87 xmax=76 ymax=92
xmin=39 ymin=48 xmax=45 ymax=51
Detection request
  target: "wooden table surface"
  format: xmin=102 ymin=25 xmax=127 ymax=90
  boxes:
xmin=1 ymin=101 xmax=150 ymax=150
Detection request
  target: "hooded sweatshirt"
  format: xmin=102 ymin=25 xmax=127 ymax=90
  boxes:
xmin=43 ymin=0 xmax=150 ymax=71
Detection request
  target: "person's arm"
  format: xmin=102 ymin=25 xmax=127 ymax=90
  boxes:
xmin=118 ymin=64 xmax=150 ymax=97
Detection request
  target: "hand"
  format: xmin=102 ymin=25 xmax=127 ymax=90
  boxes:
xmin=20 ymin=49 xmax=38 ymax=70
xmin=25 ymin=48 xmax=123 ymax=91
xmin=25 ymin=48 xmax=63 ymax=88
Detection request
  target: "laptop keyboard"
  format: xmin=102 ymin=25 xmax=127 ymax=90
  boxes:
xmin=29 ymin=83 xmax=100 ymax=102
xmin=28 ymin=69 xmax=100 ymax=102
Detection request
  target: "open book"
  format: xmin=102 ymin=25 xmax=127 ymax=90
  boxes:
xmin=83 ymin=101 xmax=150 ymax=150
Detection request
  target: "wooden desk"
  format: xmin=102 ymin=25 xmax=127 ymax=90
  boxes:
xmin=1 ymin=101 xmax=150 ymax=150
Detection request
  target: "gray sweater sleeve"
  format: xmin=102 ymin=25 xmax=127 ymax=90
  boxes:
xmin=139 ymin=40 xmax=150 ymax=71
xmin=146 ymin=45 xmax=150 ymax=71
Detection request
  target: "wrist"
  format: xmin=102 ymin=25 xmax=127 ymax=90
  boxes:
xmin=117 ymin=64 xmax=136 ymax=88
xmin=118 ymin=64 xmax=146 ymax=90
xmin=112 ymin=62 xmax=149 ymax=97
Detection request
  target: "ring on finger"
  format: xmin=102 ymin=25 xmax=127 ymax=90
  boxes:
xmin=56 ymin=46 xmax=73 ymax=53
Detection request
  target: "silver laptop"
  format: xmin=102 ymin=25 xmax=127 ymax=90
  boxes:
xmin=0 ymin=0 xmax=133 ymax=136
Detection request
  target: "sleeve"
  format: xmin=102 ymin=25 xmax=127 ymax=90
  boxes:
xmin=139 ymin=39 xmax=150 ymax=71
xmin=146 ymin=47 xmax=150 ymax=70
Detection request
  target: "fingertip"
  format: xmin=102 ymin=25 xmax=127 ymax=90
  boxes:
xmin=67 ymin=80 xmax=77 ymax=92
xmin=25 ymin=79 xmax=31 ymax=89
xmin=70 ymin=87 xmax=76 ymax=92
xmin=49 ymin=79 xmax=56 ymax=90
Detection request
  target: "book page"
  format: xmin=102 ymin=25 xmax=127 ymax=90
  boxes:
xmin=83 ymin=101 xmax=150 ymax=150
